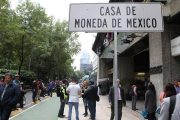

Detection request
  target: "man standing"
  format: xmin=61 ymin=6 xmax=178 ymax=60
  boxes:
xmin=159 ymin=79 xmax=180 ymax=120
xmin=98 ymin=83 xmax=102 ymax=95
xmin=13 ymin=74 xmax=21 ymax=110
xmin=173 ymin=79 xmax=180 ymax=94
xmin=58 ymin=79 xmax=68 ymax=118
xmin=67 ymin=78 xmax=81 ymax=120
xmin=36 ymin=79 xmax=42 ymax=101
xmin=40 ymin=80 xmax=45 ymax=97
xmin=83 ymin=79 xmax=98 ymax=120
xmin=132 ymin=84 xmax=138 ymax=111
xmin=49 ymin=80 xmax=55 ymax=97
xmin=109 ymin=79 xmax=126 ymax=120
xmin=13 ymin=74 xmax=20 ymax=86
xmin=0 ymin=73 xmax=20 ymax=120
xmin=32 ymin=78 xmax=38 ymax=103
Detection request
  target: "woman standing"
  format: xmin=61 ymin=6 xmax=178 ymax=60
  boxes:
xmin=82 ymin=81 xmax=88 ymax=117
xmin=159 ymin=83 xmax=176 ymax=104
xmin=145 ymin=83 xmax=156 ymax=120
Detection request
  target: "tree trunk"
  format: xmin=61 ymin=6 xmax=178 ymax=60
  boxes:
xmin=39 ymin=58 xmax=52 ymax=80
xmin=18 ymin=35 xmax=24 ymax=76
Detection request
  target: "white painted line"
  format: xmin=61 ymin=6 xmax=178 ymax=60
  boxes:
xmin=9 ymin=98 xmax=50 ymax=120
xmin=24 ymin=103 xmax=31 ymax=108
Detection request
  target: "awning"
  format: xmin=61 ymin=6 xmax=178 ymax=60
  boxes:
xmin=83 ymin=75 xmax=89 ymax=80
xmin=98 ymin=78 xmax=109 ymax=82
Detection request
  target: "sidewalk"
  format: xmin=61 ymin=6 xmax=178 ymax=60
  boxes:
xmin=126 ymin=100 xmax=144 ymax=113
xmin=59 ymin=95 xmax=144 ymax=120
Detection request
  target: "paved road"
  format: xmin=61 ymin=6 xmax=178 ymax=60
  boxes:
xmin=19 ymin=90 xmax=48 ymax=110
xmin=10 ymin=96 xmax=60 ymax=120
xmin=10 ymin=95 xmax=143 ymax=120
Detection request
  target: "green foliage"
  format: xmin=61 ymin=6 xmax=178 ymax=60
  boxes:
xmin=73 ymin=70 xmax=85 ymax=80
xmin=0 ymin=69 xmax=36 ymax=80
xmin=0 ymin=0 xmax=81 ymax=81
xmin=23 ymin=85 xmax=31 ymax=89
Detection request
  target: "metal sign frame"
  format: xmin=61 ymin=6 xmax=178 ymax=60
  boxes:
xmin=69 ymin=3 xmax=164 ymax=32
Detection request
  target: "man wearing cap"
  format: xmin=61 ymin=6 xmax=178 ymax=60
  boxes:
xmin=58 ymin=79 xmax=68 ymax=118
xmin=13 ymin=74 xmax=21 ymax=110
xmin=13 ymin=74 xmax=21 ymax=87
xmin=66 ymin=78 xmax=81 ymax=120
xmin=159 ymin=79 xmax=180 ymax=120
xmin=83 ymin=79 xmax=98 ymax=120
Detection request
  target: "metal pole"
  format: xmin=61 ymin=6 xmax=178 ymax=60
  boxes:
xmin=97 ymin=57 xmax=100 ymax=95
xmin=113 ymin=32 xmax=118 ymax=120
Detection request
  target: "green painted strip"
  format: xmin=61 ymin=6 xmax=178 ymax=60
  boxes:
xmin=11 ymin=97 xmax=60 ymax=120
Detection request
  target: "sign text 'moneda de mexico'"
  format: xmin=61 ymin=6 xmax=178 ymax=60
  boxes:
xmin=68 ymin=3 xmax=163 ymax=32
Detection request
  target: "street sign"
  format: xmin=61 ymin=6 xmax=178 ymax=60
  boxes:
xmin=69 ymin=3 xmax=163 ymax=32
xmin=171 ymin=36 xmax=180 ymax=57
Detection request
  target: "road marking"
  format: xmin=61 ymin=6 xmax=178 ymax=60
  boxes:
xmin=9 ymin=97 xmax=50 ymax=120
xmin=24 ymin=103 xmax=31 ymax=108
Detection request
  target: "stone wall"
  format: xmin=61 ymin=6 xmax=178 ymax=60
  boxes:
xmin=118 ymin=56 xmax=134 ymax=80
xmin=149 ymin=24 xmax=180 ymax=105
xmin=99 ymin=59 xmax=109 ymax=79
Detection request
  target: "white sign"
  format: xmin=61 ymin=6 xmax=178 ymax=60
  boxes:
xmin=171 ymin=36 xmax=180 ymax=56
xmin=69 ymin=3 xmax=163 ymax=32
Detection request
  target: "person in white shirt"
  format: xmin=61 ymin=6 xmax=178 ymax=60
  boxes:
xmin=67 ymin=78 xmax=81 ymax=120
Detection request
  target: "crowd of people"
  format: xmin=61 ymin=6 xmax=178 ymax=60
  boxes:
xmin=1 ymin=72 xmax=180 ymax=120
xmin=129 ymin=79 xmax=180 ymax=120
xmin=57 ymin=78 xmax=99 ymax=120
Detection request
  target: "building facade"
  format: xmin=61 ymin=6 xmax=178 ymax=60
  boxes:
xmin=80 ymin=50 xmax=93 ymax=71
xmin=92 ymin=0 xmax=180 ymax=104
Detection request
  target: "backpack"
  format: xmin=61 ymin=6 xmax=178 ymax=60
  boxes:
xmin=91 ymin=85 xmax=100 ymax=102
xmin=169 ymin=95 xmax=176 ymax=120
xmin=129 ymin=87 xmax=134 ymax=96
xmin=56 ymin=86 xmax=61 ymax=97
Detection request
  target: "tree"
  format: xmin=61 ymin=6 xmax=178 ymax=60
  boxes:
xmin=74 ymin=70 xmax=85 ymax=80
xmin=35 ymin=20 xmax=81 ymax=80
xmin=0 ymin=0 xmax=18 ymax=69
xmin=0 ymin=0 xmax=81 ymax=81
xmin=14 ymin=0 xmax=50 ymax=75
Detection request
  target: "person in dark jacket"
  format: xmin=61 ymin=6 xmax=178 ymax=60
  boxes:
xmin=0 ymin=73 xmax=20 ymax=120
xmin=83 ymin=79 xmax=98 ymax=120
xmin=32 ymin=78 xmax=38 ymax=103
xmin=12 ymin=74 xmax=21 ymax=110
xmin=109 ymin=79 xmax=126 ymax=120
xmin=144 ymin=83 xmax=156 ymax=120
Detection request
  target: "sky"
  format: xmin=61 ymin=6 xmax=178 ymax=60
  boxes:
xmin=10 ymin=0 xmax=109 ymax=70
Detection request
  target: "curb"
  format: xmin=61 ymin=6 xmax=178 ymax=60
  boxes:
xmin=25 ymin=89 xmax=32 ymax=92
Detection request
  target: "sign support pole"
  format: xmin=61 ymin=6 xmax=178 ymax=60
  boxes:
xmin=113 ymin=32 xmax=118 ymax=120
